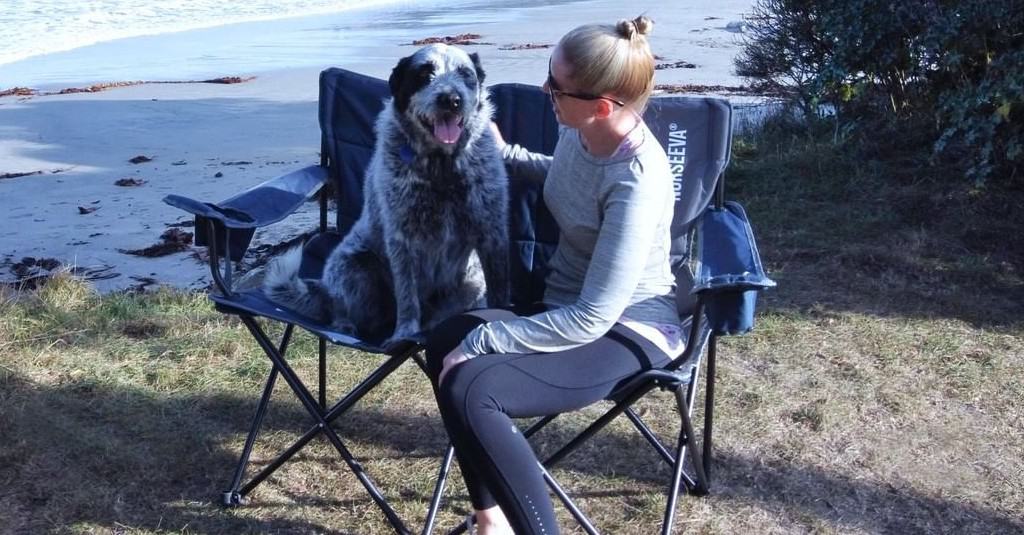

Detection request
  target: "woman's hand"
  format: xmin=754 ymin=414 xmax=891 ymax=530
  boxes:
xmin=489 ymin=121 xmax=507 ymax=151
xmin=438 ymin=345 xmax=474 ymax=386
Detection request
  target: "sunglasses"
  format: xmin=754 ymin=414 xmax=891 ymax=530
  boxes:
xmin=546 ymin=60 xmax=626 ymax=107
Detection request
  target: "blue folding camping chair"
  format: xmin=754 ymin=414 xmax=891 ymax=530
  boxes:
xmin=163 ymin=67 xmax=774 ymax=534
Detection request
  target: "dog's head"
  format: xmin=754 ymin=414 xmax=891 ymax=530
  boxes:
xmin=388 ymin=44 xmax=487 ymax=153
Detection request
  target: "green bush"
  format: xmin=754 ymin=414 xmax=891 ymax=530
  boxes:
xmin=736 ymin=0 xmax=1023 ymax=185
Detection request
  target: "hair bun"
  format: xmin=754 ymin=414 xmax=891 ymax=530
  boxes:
xmin=617 ymin=16 xmax=653 ymax=39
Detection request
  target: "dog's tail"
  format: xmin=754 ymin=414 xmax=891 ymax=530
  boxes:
xmin=262 ymin=246 xmax=331 ymax=321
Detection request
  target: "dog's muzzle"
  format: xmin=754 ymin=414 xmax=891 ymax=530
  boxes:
xmin=432 ymin=93 xmax=465 ymax=145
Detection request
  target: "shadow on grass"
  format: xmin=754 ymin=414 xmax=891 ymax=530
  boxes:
xmin=0 ymin=372 xmax=377 ymax=534
xmin=2 ymin=370 xmax=1020 ymax=534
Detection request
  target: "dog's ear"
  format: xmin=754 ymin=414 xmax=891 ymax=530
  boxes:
xmin=389 ymin=55 xmax=413 ymax=98
xmin=469 ymin=52 xmax=486 ymax=85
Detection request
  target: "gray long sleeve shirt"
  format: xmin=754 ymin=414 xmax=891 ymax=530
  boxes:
xmin=461 ymin=124 xmax=679 ymax=356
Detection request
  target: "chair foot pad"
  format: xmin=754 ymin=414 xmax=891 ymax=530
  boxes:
xmin=222 ymin=490 xmax=248 ymax=507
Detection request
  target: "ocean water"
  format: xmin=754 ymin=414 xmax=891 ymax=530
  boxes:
xmin=0 ymin=0 xmax=419 ymax=67
xmin=0 ymin=0 xmax=559 ymax=88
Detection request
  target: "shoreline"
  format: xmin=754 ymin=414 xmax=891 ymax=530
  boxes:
xmin=0 ymin=0 xmax=759 ymax=293
xmin=0 ymin=0 xmax=604 ymax=90
xmin=0 ymin=0 xmax=448 ymax=68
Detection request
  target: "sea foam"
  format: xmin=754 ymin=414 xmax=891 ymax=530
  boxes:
xmin=0 ymin=0 xmax=414 ymax=66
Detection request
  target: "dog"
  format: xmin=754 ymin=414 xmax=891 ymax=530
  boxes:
xmin=265 ymin=44 xmax=510 ymax=344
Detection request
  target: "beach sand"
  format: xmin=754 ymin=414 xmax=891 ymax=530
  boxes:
xmin=0 ymin=0 xmax=756 ymax=292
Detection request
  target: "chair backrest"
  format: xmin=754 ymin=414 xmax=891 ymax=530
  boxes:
xmin=317 ymin=67 xmax=732 ymax=306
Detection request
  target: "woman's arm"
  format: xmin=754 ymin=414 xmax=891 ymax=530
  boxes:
xmin=491 ymin=122 xmax=552 ymax=183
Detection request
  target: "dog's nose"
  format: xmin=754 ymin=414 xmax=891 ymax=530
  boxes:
xmin=437 ymin=93 xmax=462 ymax=111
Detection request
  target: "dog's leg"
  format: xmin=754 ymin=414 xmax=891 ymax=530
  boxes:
xmin=478 ymin=229 xmax=511 ymax=308
xmin=385 ymin=236 xmax=422 ymax=340
xmin=425 ymin=276 xmax=486 ymax=332
xmin=331 ymin=246 xmax=395 ymax=340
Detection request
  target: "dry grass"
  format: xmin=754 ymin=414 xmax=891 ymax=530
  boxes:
xmin=1 ymin=126 xmax=1022 ymax=534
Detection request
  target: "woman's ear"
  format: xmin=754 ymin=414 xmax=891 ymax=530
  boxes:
xmin=594 ymin=99 xmax=615 ymax=119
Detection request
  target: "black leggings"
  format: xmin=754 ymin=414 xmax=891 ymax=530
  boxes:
xmin=424 ymin=307 xmax=672 ymax=535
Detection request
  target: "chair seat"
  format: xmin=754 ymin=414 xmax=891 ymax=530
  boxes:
xmin=211 ymin=231 xmax=423 ymax=353
xmin=210 ymin=290 xmax=424 ymax=353
xmin=608 ymin=368 xmax=692 ymax=403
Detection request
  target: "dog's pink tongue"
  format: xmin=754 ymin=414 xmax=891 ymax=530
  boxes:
xmin=433 ymin=117 xmax=462 ymax=144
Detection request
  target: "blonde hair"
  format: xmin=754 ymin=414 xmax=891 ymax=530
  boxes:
xmin=558 ymin=15 xmax=656 ymax=111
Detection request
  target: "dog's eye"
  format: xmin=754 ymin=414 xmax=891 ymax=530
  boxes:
xmin=416 ymin=64 xmax=435 ymax=81
xmin=457 ymin=67 xmax=477 ymax=87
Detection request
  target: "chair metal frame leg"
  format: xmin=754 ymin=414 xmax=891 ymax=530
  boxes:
xmin=541 ymin=462 xmax=600 ymax=535
xmin=423 ymin=445 xmax=456 ymax=535
xmin=222 ymin=314 xmax=423 ymax=535
xmin=222 ymin=324 xmax=294 ymax=506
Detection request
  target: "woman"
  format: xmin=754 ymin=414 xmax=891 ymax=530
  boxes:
xmin=425 ymin=15 xmax=683 ymax=535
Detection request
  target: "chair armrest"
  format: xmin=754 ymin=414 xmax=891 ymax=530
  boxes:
xmin=162 ymin=165 xmax=328 ymax=229
xmin=692 ymin=201 xmax=776 ymax=293
xmin=691 ymin=201 xmax=776 ymax=336
xmin=163 ymin=165 xmax=328 ymax=263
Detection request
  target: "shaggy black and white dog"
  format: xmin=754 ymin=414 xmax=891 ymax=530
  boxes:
xmin=265 ymin=44 xmax=509 ymax=343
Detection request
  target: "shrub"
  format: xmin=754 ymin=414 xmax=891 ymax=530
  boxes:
xmin=736 ymin=0 xmax=1023 ymax=185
